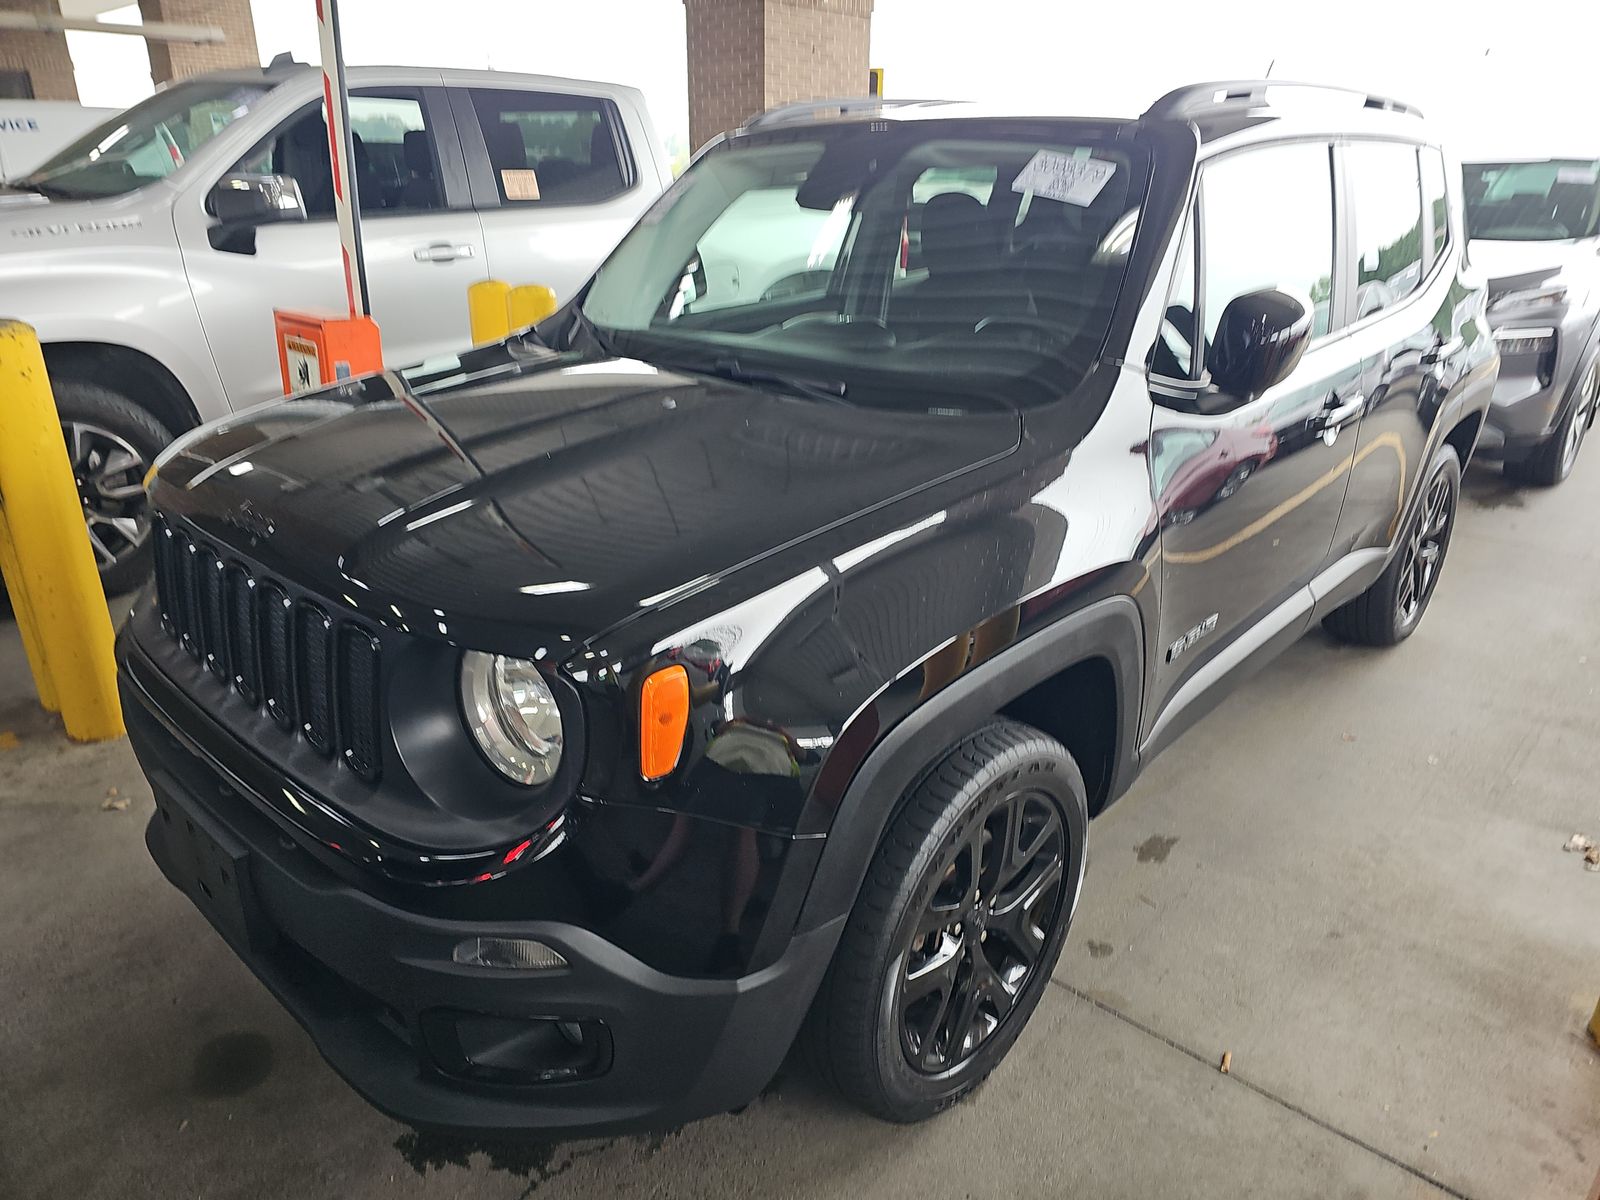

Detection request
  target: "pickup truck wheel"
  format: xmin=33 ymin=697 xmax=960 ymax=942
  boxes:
xmin=54 ymin=379 xmax=173 ymax=595
xmin=805 ymin=719 xmax=1087 ymax=1122
xmin=1505 ymin=359 xmax=1598 ymax=487
xmin=1324 ymin=442 xmax=1460 ymax=647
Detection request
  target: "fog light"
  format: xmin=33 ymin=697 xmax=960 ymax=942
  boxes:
xmin=452 ymin=936 xmax=567 ymax=970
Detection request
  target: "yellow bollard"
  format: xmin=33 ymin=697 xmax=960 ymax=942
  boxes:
xmin=507 ymin=284 xmax=559 ymax=331
xmin=0 ymin=320 xmax=123 ymax=740
xmin=468 ymin=279 xmax=513 ymax=345
xmin=1590 ymin=996 xmax=1600 ymax=1049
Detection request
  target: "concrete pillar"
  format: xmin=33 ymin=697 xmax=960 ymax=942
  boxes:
xmin=684 ymin=0 xmax=873 ymax=152
xmin=138 ymin=0 xmax=256 ymax=83
xmin=0 ymin=1 xmax=79 ymax=100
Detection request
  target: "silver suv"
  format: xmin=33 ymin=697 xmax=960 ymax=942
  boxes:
xmin=0 ymin=59 xmax=669 ymax=590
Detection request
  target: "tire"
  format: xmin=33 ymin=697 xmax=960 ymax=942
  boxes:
xmin=1504 ymin=359 xmax=1599 ymax=487
xmin=53 ymin=378 xmax=174 ymax=596
xmin=1324 ymin=442 xmax=1461 ymax=647
xmin=804 ymin=719 xmax=1088 ymax=1123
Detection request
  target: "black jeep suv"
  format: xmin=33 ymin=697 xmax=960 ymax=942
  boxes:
xmin=120 ymin=81 xmax=1495 ymax=1135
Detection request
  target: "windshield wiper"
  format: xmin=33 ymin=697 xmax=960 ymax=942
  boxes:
xmin=705 ymin=357 xmax=851 ymax=405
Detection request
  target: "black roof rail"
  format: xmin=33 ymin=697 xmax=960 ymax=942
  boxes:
xmin=264 ymin=51 xmax=309 ymax=75
xmin=741 ymin=97 xmax=959 ymax=130
xmin=1144 ymin=80 xmax=1423 ymax=123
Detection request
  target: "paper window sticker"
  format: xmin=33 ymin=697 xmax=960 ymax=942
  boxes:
xmin=502 ymin=168 xmax=541 ymax=200
xmin=1011 ymin=150 xmax=1116 ymax=207
xmin=1556 ymin=164 xmax=1599 ymax=185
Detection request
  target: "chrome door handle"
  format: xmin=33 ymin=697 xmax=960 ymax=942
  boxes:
xmin=414 ymin=242 xmax=476 ymax=263
xmin=1322 ymin=392 xmax=1365 ymax=427
xmin=1423 ymin=335 xmax=1465 ymax=365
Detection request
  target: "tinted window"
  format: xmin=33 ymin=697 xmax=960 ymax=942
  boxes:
xmin=1421 ymin=147 xmax=1448 ymax=263
xmin=1201 ymin=143 xmax=1334 ymax=342
xmin=236 ymin=90 xmax=443 ymax=216
xmin=468 ymin=89 xmax=630 ymax=205
xmin=1348 ymin=142 xmax=1424 ymax=318
xmin=1463 ymin=159 xmax=1600 ymax=241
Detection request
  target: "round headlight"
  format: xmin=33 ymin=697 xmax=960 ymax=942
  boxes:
xmin=460 ymin=651 xmax=564 ymax=785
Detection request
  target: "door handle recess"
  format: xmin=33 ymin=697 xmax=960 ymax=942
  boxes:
xmin=414 ymin=242 xmax=476 ymax=263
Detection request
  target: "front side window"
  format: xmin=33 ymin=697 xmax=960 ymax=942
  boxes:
xmin=233 ymin=90 xmax=444 ymax=217
xmin=18 ymin=79 xmax=271 ymax=199
xmin=468 ymin=88 xmax=630 ymax=205
xmin=579 ymin=123 xmax=1149 ymax=412
xmin=1347 ymin=141 xmax=1424 ymax=319
xmin=1464 ymin=159 xmax=1600 ymax=241
xmin=1200 ymin=142 xmax=1335 ymax=343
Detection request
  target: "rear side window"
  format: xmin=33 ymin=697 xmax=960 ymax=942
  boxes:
xmin=1346 ymin=142 xmax=1424 ymax=318
xmin=467 ymin=88 xmax=632 ymax=205
xmin=1421 ymin=147 xmax=1449 ymax=264
xmin=1200 ymin=141 xmax=1336 ymax=342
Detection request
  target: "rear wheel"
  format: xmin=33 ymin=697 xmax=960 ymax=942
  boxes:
xmin=805 ymin=720 xmax=1087 ymax=1122
xmin=54 ymin=379 xmax=173 ymax=595
xmin=1324 ymin=443 xmax=1460 ymax=647
xmin=1505 ymin=359 xmax=1598 ymax=487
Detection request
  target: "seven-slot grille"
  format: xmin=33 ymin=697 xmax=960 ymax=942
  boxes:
xmin=152 ymin=516 xmax=383 ymax=781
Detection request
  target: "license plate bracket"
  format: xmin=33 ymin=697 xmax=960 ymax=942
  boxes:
xmin=156 ymin=791 xmax=269 ymax=953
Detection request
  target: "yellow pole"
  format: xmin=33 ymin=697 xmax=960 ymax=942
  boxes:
xmin=0 ymin=321 xmax=123 ymax=740
xmin=507 ymin=284 xmax=559 ymax=331
xmin=468 ymin=279 xmax=513 ymax=345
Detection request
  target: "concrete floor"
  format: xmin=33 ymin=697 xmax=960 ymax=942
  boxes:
xmin=2 ymin=458 xmax=1598 ymax=1200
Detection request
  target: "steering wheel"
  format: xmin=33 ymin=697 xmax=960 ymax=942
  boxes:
xmin=973 ymin=315 xmax=1068 ymax=340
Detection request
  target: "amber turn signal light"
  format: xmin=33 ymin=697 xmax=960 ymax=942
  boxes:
xmin=639 ymin=665 xmax=690 ymax=780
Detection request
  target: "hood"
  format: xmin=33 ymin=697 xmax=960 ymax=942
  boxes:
xmin=156 ymin=352 xmax=1022 ymax=651
xmin=0 ymin=187 xmax=155 ymax=248
xmin=1469 ymin=236 xmax=1598 ymax=291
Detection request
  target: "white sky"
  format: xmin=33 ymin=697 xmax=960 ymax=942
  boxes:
xmin=62 ymin=0 xmax=1600 ymax=160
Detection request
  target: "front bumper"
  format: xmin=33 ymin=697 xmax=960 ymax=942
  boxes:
xmin=122 ymin=651 xmax=841 ymax=1137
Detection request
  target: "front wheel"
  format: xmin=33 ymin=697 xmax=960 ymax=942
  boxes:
xmin=1506 ymin=359 xmax=1598 ymax=487
xmin=1324 ymin=442 xmax=1461 ymax=647
xmin=805 ymin=720 xmax=1087 ymax=1122
xmin=53 ymin=379 xmax=173 ymax=595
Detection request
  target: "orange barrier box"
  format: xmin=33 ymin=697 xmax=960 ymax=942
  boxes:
xmin=273 ymin=309 xmax=383 ymax=394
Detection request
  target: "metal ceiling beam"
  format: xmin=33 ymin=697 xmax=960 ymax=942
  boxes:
xmin=0 ymin=11 xmax=225 ymax=44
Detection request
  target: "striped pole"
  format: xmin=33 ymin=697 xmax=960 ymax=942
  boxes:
xmin=315 ymin=0 xmax=368 ymax=317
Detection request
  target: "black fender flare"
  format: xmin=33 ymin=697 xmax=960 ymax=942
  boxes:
xmin=794 ymin=593 xmax=1144 ymax=934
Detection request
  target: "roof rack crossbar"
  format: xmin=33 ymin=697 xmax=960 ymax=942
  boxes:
xmin=1143 ymin=80 xmax=1423 ymax=123
xmin=741 ymin=97 xmax=957 ymax=130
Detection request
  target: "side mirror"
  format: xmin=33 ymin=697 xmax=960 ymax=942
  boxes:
xmin=206 ymin=173 xmax=306 ymax=253
xmin=1206 ymin=289 xmax=1312 ymax=400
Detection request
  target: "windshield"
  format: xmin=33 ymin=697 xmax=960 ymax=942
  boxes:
xmin=578 ymin=121 xmax=1149 ymax=411
xmin=1464 ymin=159 xmax=1600 ymax=242
xmin=14 ymin=79 xmax=272 ymax=198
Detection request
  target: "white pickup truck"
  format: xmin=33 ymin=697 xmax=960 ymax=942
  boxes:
xmin=0 ymin=59 xmax=668 ymax=589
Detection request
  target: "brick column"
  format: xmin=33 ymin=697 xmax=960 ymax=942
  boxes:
xmin=138 ymin=0 xmax=258 ymax=83
xmin=684 ymin=0 xmax=873 ymax=152
xmin=0 ymin=0 xmax=78 ymax=100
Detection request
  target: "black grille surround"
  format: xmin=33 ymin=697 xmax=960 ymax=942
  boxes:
xmin=151 ymin=514 xmax=384 ymax=783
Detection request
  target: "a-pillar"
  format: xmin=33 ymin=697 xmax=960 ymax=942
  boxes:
xmin=684 ymin=0 xmax=873 ymax=152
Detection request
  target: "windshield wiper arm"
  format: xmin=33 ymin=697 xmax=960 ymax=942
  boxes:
xmin=707 ymin=358 xmax=850 ymax=405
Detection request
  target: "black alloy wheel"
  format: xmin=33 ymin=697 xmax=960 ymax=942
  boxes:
xmin=1394 ymin=467 xmax=1454 ymax=629
xmin=899 ymin=787 xmax=1068 ymax=1074
xmin=805 ymin=720 xmax=1088 ymax=1123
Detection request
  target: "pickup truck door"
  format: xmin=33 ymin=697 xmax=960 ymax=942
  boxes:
xmin=447 ymin=85 xmax=663 ymax=312
xmin=176 ymin=84 xmax=484 ymax=407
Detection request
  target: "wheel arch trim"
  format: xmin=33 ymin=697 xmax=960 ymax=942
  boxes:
xmin=794 ymin=594 xmax=1143 ymax=935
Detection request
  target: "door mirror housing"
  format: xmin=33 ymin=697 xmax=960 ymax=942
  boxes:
xmin=206 ymin=173 xmax=307 ymax=253
xmin=1206 ymin=289 xmax=1312 ymax=400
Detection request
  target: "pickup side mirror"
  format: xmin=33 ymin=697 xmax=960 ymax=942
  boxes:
xmin=1207 ymin=289 xmax=1312 ymax=400
xmin=206 ymin=173 xmax=307 ymax=253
